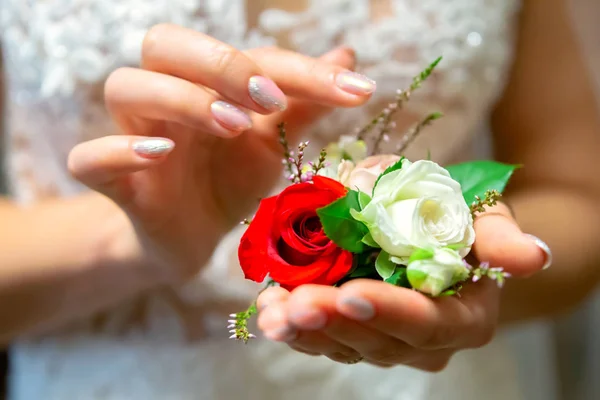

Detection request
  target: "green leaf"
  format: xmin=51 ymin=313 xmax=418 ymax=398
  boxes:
xmin=372 ymin=157 xmax=405 ymax=195
xmin=317 ymin=190 xmax=369 ymax=253
xmin=439 ymin=289 xmax=456 ymax=297
xmin=357 ymin=190 xmax=371 ymax=209
xmin=445 ymin=161 xmax=519 ymax=203
xmin=375 ymin=251 xmax=396 ymax=279
xmin=348 ymin=264 xmax=376 ymax=279
xmin=361 ymin=232 xmax=379 ymax=248
xmin=385 ymin=267 xmax=410 ymax=287
xmin=440 ymin=284 xmax=463 ymax=297
xmin=408 ymin=248 xmax=434 ymax=263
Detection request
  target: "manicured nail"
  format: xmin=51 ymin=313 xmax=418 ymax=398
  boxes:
xmin=248 ymin=76 xmax=287 ymax=112
xmin=264 ymin=325 xmax=297 ymax=342
xmin=289 ymin=307 xmax=327 ymax=330
xmin=335 ymin=71 xmax=376 ymax=95
xmin=525 ymin=234 xmax=553 ymax=270
xmin=132 ymin=138 xmax=174 ymax=158
xmin=337 ymin=296 xmax=375 ymax=321
xmin=210 ymin=101 xmax=252 ymax=131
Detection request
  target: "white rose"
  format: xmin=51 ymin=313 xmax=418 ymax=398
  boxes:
xmin=352 ymin=160 xmax=475 ymax=261
xmin=339 ymin=155 xmax=402 ymax=193
xmin=407 ymin=248 xmax=470 ymax=296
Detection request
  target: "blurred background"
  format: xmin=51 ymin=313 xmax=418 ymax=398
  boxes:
xmin=0 ymin=1 xmax=598 ymax=399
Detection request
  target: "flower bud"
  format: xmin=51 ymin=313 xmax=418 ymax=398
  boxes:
xmin=406 ymin=248 xmax=470 ymax=296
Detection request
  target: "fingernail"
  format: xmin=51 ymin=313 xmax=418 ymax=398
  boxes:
xmin=335 ymin=71 xmax=376 ymax=95
xmin=264 ymin=325 xmax=297 ymax=342
xmin=248 ymin=76 xmax=287 ymax=112
xmin=210 ymin=101 xmax=252 ymax=131
xmin=337 ymin=296 xmax=375 ymax=321
xmin=525 ymin=234 xmax=553 ymax=270
xmin=132 ymin=138 xmax=174 ymax=158
xmin=289 ymin=307 xmax=327 ymax=330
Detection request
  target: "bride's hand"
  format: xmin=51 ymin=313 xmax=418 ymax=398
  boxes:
xmin=67 ymin=24 xmax=373 ymax=283
xmin=256 ymin=203 xmax=551 ymax=369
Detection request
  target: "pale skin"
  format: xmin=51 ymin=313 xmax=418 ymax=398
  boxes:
xmin=0 ymin=0 xmax=598 ymax=374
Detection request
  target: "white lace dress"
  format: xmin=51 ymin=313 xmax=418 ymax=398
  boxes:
xmin=1 ymin=0 xmax=532 ymax=399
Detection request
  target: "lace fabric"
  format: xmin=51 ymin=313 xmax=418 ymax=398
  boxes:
xmin=1 ymin=0 xmax=526 ymax=399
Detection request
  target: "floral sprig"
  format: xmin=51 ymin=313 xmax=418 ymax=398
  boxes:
xmin=469 ymin=189 xmax=502 ymax=219
xmin=278 ymin=123 xmax=296 ymax=179
xmin=470 ymin=262 xmax=511 ymax=288
xmin=229 ymin=279 xmax=277 ymax=343
xmin=278 ymin=123 xmax=322 ymax=183
xmin=395 ymin=112 xmax=443 ymax=155
xmin=359 ymin=56 xmax=442 ymax=155
xmin=228 ymin=304 xmax=257 ymax=343
xmin=309 ymin=148 xmax=328 ymax=176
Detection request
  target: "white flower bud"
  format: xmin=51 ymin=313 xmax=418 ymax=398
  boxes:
xmin=407 ymin=248 xmax=470 ymax=296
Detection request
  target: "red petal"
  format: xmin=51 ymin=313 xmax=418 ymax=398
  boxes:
xmin=270 ymin=247 xmax=354 ymax=288
xmin=269 ymin=254 xmax=338 ymax=287
xmin=238 ymin=196 xmax=278 ymax=282
xmin=312 ymin=176 xmax=347 ymax=196
xmin=311 ymin=249 xmax=354 ymax=285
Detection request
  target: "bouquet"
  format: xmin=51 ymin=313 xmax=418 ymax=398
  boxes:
xmin=229 ymin=58 xmax=518 ymax=342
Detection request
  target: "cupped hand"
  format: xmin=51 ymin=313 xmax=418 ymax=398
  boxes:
xmin=67 ymin=24 xmax=374 ymax=282
xmin=257 ymin=203 xmax=552 ymax=370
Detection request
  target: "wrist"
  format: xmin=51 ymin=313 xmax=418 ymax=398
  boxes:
xmin=82 ymin=193 xmax=160 ymax=289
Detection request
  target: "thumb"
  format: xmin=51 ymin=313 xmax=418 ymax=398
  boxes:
xmin=68 ymin=136 xmax=174 ymax=206
xmin=471 ymin=202 xmax=552 ymax=277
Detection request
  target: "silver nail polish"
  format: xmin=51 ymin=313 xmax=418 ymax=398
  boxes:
xmin=335 ymin=71 xmax=376 ymax=95
xmin=338 ymin=296 xmax=375 ymax=321
xmin=248 ymin=76 xmax=287 ymax=111
xmin=132 ymin=138 xmax=174 ymax=157
xmin=525 ymin=234 xmax=553 ymax=270
xmin=210 ymin=100 xmax=252 ymax=131
xmin=289 ymin=308 xmax=327 ymax=330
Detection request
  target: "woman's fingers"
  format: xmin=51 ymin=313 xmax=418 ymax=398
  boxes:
xmin=142 ymin=24 xmax=287 ymax=114
xmin=472 ymin=202 xmax=551 ymax=276
xmin=253 ymin=46 xmax=358 ymax=140
xmin=261 ymin=309 xmax=359 ymax=363
xmin=105 ymin=68 xmax=252 ymax=137
xmin=256 ymin=286 xmax=290 ymax=311
xmin=258 ymin=286 xmax=459 ymax=370
xmin=317 ymin=46 xmax=356 ymax=69
xmin=283 ymin=285 xmax=420 ymax=364
xmin=142 ymin=25 xmax=374 ymax=116
xmin=68 ymin=135 xmax=173 ymax=204
xmin=246 ymin=46 xmax=375 ymax=107
xmin=334 ymin=279 xmax=499 ymax=350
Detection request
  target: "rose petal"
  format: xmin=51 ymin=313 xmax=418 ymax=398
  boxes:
xmin=269 ymin=247 xmax=353 ymax=288
xmin=238 ymin=196 xmax=278 ymax=282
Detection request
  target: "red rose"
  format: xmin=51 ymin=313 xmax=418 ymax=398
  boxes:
xmin=238 ymin=176 xmax=354 ymax=289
